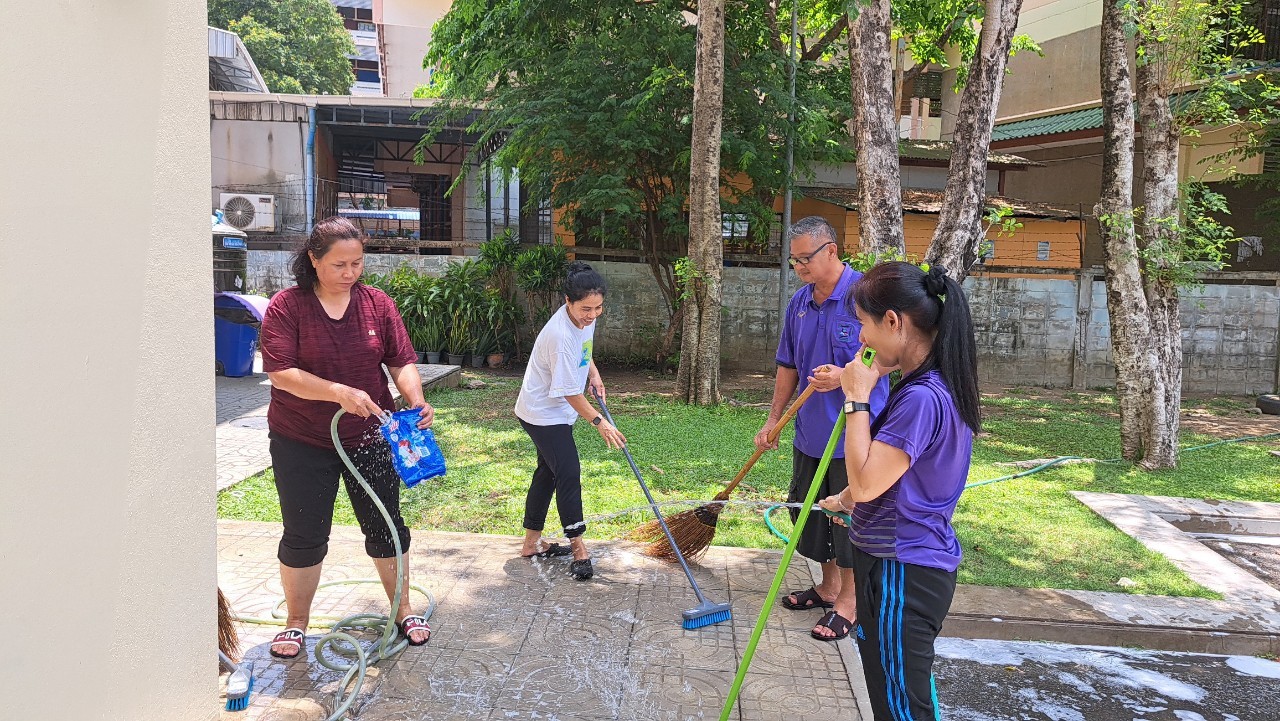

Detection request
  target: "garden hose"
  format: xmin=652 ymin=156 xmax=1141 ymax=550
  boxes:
xmin=764 ymin=430 xmax=1280 ymax=544
xmin=230 ymin=410 xmax=436 ymax=721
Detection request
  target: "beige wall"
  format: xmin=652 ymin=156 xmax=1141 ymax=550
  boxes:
xmin=0 ymin=1 xmax=215 ymax=719
xmin=211 ymin=117 xmax=307 ymax=205
xmin=378 ymin=0 xmax=454 ymax=97
xmin=999 ymin=26 xmax=1102 ymax=120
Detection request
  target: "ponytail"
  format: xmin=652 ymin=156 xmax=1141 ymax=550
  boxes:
xmin=851 ymin=262 xmax=981 ymax=433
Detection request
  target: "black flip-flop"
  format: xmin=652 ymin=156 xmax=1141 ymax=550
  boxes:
xmin=522 ymin=542 xmax=573 ymax=559
xmin=781 ymin=586 xmax=834 ymax=611
xmin=811 ymin=610 xmax=853 ymax=641
xmin=569 ymin=558 xmax=594 ymax=580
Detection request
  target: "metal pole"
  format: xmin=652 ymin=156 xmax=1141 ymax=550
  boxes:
xmin=778 ymin=0 xmax=799 ymax=328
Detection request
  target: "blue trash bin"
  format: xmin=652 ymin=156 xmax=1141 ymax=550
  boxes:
xmin=214 ymin=294 xmax=261 ymax=377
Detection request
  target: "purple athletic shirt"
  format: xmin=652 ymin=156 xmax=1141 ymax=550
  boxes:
xmin=776 ymin=265 xmax=890 ymax=458
xmin=848 ymin=370 xmax=973 ymax=572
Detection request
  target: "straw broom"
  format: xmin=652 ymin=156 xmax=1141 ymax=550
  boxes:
xmin=218 ymin=587 xmax=241 ymax=662
xmin=632 ymin=385 xmax=817 ymax=561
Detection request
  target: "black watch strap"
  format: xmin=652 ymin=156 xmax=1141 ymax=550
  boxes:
xmin=592 ymin=415 xmax=603 ymax=426
xmin=843 ymin=400 xmax=872 ymax=415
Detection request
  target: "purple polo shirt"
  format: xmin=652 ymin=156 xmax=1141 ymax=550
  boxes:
xmin=776 ymin=265 xmax=890 ymax=458
xmin=848 ymin=370 xmax=974 ymax=572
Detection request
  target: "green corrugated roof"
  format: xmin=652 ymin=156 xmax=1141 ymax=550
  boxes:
xmin=991 ymin=106 xmax=1103 ymax=142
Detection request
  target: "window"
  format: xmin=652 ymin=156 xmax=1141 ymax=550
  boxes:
xmin=721 ymin=213 xmax=750 ymax=243
xmin=1037 ymin=241 xmax=1051 ymax=261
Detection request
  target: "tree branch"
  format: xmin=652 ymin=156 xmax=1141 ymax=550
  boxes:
xmin=801 ymin=16 xmax=848 ymax=62
xmin=765 ymin=0 xmax=783 ymax=54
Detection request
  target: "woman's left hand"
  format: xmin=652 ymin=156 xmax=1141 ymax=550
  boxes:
xmin=840 ymin=345 xmax=886 ymax=401
xmin=413 ymin=401 xmax=435 ymax=429
xmin=587 ymin=374 xmax=605 ymax=404
xmin=818 ymin=494 xmax=850 ymax=527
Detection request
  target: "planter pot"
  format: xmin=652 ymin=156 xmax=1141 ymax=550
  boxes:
xmin=486 ymin=352 xmax=505 ymax=368
xmin=416 ymin=351 xmax=427 ymax=363
xmin=425 ymin=351 xmax=442 ymax=364
xmin=446 ymin=353 xmax=465 ymax=366
xmin=469 ymin=353 xmax=485 ymax=368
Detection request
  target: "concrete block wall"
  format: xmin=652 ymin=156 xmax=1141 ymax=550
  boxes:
xmin=964 ymin=276 xmax=1079 ymax=387
xmin=244 ymin=251 xmax=1280 ymax=394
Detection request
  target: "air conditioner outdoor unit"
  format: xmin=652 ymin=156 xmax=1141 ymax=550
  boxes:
xmin=220 ymin=193 xmax=277 ymax=232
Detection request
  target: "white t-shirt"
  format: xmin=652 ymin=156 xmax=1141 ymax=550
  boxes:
xmin=514 ymin=304 xmax=595 ymax=426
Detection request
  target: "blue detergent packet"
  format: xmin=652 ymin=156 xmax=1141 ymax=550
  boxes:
xmin=379 ymin=408 xmax=447 ymax=488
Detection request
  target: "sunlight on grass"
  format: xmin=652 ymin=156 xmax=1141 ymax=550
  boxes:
xmin=217 ymin=379 xmax=1280 ymax=598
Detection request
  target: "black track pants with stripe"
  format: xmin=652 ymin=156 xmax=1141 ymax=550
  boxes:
xmin=852 ymin=547 xmax=957 ymax=721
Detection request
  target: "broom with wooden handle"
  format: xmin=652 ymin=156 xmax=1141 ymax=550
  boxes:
xmin=631 ymin=384 xmax=818 ymax=561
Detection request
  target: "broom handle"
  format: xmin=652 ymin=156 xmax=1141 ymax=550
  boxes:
xmin=719 ymin=383 xmax=818 ymax=498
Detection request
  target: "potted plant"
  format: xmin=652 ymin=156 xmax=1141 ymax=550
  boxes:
xmin=412 ymin=317 xmax=444 ymax=364
xmin=473 ymin=327 xmax=500 ymax=368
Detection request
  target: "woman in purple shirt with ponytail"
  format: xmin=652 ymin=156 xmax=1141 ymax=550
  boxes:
xmin=817 ymin=261 xmax=981 ymax=721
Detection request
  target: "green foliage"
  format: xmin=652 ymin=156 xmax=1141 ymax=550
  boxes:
xmin=478 ymin=229 xmax=522 ymax=302
xmin=1098 ymin=183 xmax=1235 ymax=288
xmin=422 ymin=0 xmax=852 ymax=309
xmin=208 ymin=0 xmax=355 ymax=95
xmin=889 ymin=1 xmax=1043 ymax=88
xmin=513 ymin=243 xmax=569 ymax=325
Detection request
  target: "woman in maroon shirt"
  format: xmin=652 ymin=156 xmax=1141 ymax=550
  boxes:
xmin=258 ymin=216 xmax=434 ymax=659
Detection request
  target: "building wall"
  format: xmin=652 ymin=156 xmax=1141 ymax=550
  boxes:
xmin=244 ymin=254 xmax=1278 ymax=393
xmin=377 ymin=0 xmax=454 ymax=98
xmin=210 ymin=116 xmax=307 ymax=209
xmin=1 ymin=1 xmax=214 ymax=719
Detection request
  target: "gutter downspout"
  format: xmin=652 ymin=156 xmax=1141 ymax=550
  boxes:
xmin=305 ymin=107 xmax=317 ymax=232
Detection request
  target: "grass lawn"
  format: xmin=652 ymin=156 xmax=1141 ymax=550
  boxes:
xmin=218 ymin=374 xmax=1280 ymax=598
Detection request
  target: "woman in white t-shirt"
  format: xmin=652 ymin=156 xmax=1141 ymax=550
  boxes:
xmin=514 ymin=261 xmax=626 ymax=580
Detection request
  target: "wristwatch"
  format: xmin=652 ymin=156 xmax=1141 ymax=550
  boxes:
xmin=842 ymin=400 xmax=872 ymax=415
xmin=592 ymin=415 xmax=603 ymax=426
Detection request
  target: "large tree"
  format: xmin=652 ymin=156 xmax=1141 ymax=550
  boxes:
xmin=209 ymin=0 xmax=355 ymax=95
xmin=924 ymin=0 xmax=1025 ymax=279
xmin=424 ymin=0 xmax=851 ymax=369
xmin=1097 ymin=0 xmax=1253 ymax=468
xmin=678 ymin=0 xmax=727 ymax=405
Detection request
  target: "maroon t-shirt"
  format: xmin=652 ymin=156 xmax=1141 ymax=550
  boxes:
xmin=260 ymin=284 xmax=418 ymax=449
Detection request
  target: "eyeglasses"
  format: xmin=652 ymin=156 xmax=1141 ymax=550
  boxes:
xmin=788 ymin=241 xmax=835 ymax=267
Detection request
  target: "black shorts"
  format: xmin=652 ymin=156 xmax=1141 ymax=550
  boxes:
xmin=269 ymin=431 xmax=411 ymax=568
xmin=787 ymin=449 xmax=855 ymax=568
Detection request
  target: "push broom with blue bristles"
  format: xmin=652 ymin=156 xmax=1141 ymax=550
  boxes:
xmin=593 ymin=389 xmax=731 ymax=629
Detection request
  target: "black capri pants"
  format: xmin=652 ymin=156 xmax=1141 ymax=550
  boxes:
xmin=270 ymin=431 xmax=411 ymax=568
xmin=519 ymin=419 xmax=586 ymax=538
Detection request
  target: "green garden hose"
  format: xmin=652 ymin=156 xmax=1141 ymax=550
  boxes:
xmin=231 ymin=410 xmax=436 ymax=721
xmin=763 ymin=431 xmax=1280 ymax=544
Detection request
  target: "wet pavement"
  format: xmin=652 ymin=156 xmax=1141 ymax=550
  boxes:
xmin=217 ymin=520 xmax=869 ymax=721
xmin=935 ymin=637 xmax=1280 ymax=721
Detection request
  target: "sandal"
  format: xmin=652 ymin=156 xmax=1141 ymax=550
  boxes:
xmin=521 ymin=542 xmax=573 ymax=559
xmin=269 ymin=627 xmax=305 ymax=659
xmin=398 ymin=615 xmax=432 ymax=646
xmin=811 ymin=610 xmax=853 ymax=641
xmin=569 ymin=558 xmax=594 ymax=581
xmin=781 ymin=587 xmax=834 ymax=611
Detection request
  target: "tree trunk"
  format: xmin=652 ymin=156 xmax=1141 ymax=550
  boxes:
xmin=848 ymin=0 xmax=905 ymax=257
xmin=676 ymin=0 xmax=725 ymax=405
xmin=1134 ymin=12 xmax=1183 ymax=469
xmin=926 ymin=0 xmax=1024 ymax=280
xmin=1097 ymin=0 xmax=1156 ymax=464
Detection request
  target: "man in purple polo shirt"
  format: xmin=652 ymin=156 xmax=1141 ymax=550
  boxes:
xmin=754 ymin=216 xmax=890 ymax=642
